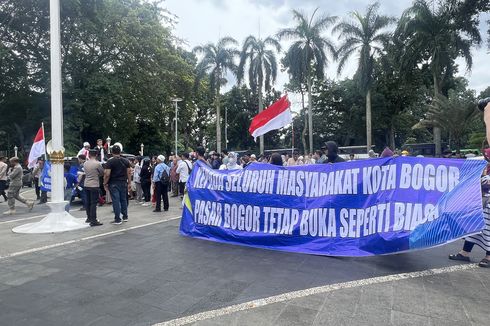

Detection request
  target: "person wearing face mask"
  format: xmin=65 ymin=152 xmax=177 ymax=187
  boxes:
xmin=219 ymin=152 xmax=243 ymax=171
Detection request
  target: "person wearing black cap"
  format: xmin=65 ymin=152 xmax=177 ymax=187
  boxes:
xmin=0 ymin=156 xmax=8 ymax=202
xmin=83 ymin=150 xmax=104 ymax=226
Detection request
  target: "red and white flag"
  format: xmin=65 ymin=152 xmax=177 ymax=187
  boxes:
xmin=249 ymin=95 xmax=292 ymax=140
xmin=27 ymin=124 xmax=46 ymax=169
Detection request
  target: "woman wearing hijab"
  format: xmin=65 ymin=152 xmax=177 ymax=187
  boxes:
xmin=219 ymin=152 xmax=243 ymax=171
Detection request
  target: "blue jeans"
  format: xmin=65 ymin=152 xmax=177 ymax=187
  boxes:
xmin=109 ymin=182 xmax=128 ymax=221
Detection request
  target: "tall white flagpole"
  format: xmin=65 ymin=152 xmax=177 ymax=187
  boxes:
xmin=13 ymin=0 xmax=88 ymax=233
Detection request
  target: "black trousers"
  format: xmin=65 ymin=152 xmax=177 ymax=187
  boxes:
xmin=155 ymin=182 xmax=169 ymax=211
xmin=463 ymin=241 xmax=490 ymax=256
xmin=0 ymin=180 xmax=7 ymax=200
xmin=141 ymin=180 xmax=151 ymax=202
xmin=34 ymin=177 xmax=40 ymax=199
xmin=178 ymin=182 xmax=186 ymax=196
xmin=84 ymin=187 xmax=99 ymax=223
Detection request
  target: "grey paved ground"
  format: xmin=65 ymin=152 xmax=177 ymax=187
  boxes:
xmin=192 ymin=268 xmax=490 ymax=326
xmin=0 ymin=188 xmax=489 ymax=325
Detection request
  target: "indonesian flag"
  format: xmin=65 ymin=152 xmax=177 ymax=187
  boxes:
xmin=249 ymin=95 xmax=292 ymax=140
xmin=27 ymin=125 xmax=46 ymax=169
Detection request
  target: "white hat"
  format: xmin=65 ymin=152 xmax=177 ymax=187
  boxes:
xmin=113 ymin=142 xmax=123 ymax=152
xmin=157 ymin=155 xmax=165 ymax=162
xmin=83 ymin=142 xmax=90 ymax=147
xmin=251 ymin=154 xmax=256 ymax=158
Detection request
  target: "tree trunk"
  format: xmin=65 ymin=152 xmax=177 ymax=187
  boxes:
xmin=307 ymin=76 xmax=313 ymax=154
xmin=300 ymin=90 xmax=307 ymax=154
xmin=216 ymin=86 xmax=221 ymax=153
xmin=433 ymin=72 xmax=441 ymax=157
xmin=389 ymin=121 xmax=396 ymax=150
xmin=258 ymin=87 xmax=264 ymax=154
xmin=366 ymin=88 xmax=372 ymax=153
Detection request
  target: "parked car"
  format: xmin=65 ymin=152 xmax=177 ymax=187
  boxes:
xmin=22 ymin=169 xmax=33 ymax=187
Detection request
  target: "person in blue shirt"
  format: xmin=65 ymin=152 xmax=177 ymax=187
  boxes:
xmin=64 ymin=162 xmax=78 ymax=212
xmin=152 ymin=155 xmax=170 ymax=212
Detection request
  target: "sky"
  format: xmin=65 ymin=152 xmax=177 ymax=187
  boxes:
xmin=164 ymin=0 xmax=489 ymax=108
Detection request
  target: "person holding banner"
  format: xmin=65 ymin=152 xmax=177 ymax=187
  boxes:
xmin=449 ymin=101 xmax=490 ymax=267
xmin=4 ymin=157 xmax=34 ymax=215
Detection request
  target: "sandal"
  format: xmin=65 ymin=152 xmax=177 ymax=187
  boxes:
xmin=449 ymin=253 xmax=470 ymax=262
xmin=478 ymin=258 xmax=490 ymax=268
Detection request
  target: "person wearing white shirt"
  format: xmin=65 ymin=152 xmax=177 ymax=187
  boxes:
xmin=219 ymin=152 xmax=243 ymax=171
xmin=176 ymin=153 xmax=192 ymax=197
xmin=133 ymin=158 xmax=143 ymax=202
xmin=78 ymin=142 xmax=90 ymax=158
xmin=0 ymin=156 xmax=8 ymax=202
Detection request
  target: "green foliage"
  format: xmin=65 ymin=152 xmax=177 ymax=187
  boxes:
xmin=414 ymin=88 xmax=478 ymax=150
xmin=0 ymin=0 xmax=196 ymax=156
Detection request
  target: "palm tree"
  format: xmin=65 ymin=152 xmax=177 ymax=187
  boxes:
xmin=413 ymin=90 xmax=477 ymax=151
xmin=334 ymin=2 xmax=394 ymax=153
xmin=193 ymin=37 xmax=239 ymax=153
xmin=278 ymin=9 xmax=337 ymax=154
xmin=237 ymin=35 xmax=281 ymax=154
xmin=396 ymin=0 xmax=475 ymax=156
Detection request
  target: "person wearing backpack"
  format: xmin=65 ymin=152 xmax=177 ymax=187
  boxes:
xmin=152 ymin=155 xmax=170 ymax=213
xmin=176 ymin=152 xmax=192 ymax=198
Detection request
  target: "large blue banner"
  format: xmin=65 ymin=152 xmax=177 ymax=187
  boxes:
xmin=180 ymin=158 xmax=487 ymax=256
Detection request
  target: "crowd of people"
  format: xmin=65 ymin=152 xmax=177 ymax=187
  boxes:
xmin=0 ymin=135 xmax=489 ymax=267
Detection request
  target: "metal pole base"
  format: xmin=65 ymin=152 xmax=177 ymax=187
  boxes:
xmin=12 ymin=201 xmax=89 ymax=234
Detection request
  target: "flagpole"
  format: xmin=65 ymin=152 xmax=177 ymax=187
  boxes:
xmin=12 ymin=0 xmax=88 ymax=234
xmin=291 ymin=118 xmax=294 ymax=157
xmin=41 ymin=122 xmax=46 ymax=156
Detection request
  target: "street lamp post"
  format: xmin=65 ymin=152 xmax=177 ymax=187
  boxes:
xmin=224 ymin=107 xmax=228 ymax=150
xmin=140 ymin=143 xmax=144 ymax=156
xmin=14 ymin=146 xmax=18 ymax=157
xmin=171 ymin=98 xmax=183 ymax=155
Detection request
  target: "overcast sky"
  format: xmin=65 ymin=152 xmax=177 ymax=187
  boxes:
xmin=165 ymin=0 xmax=489 ymax=102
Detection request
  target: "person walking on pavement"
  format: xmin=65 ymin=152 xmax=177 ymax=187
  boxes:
xmin=152 ymin=155 xmax=170 ymax=212
xmin=83 ymin=150 xmax=104 ymax=226
xmin=4 ymin=157 xmax=34 ymax=215
xmin=104 ymin=145 xmax=131 ymax=225
xmin=176 ymin=153 xmax=192 ymax=198
xmin=0 ymin=156 xmax=8 ymax=202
